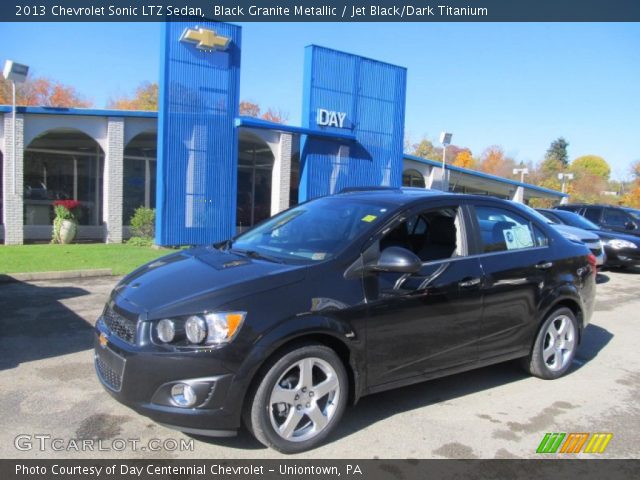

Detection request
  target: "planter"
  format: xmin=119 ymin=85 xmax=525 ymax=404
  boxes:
xmin=59 ymin=219 xmax=77 ymax=244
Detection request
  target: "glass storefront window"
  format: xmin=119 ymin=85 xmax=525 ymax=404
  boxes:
xmin=123 ymin=132 xmax=157 ymax=225
xmin=237 ymin=135 xmax=274 ymax=228
xmin=23 ymin=130 xmax=104 ymax=226
xmin=402 ymin=169 xmax=426 ymax=188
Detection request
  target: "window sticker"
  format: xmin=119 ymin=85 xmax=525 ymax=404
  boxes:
xmin=361 ymin=214 xmax=377 ymax=223
xmin=311 ymin=252 xmax=327 ymax=261
xmin=504 ymin=225 xmax=535 ymax=250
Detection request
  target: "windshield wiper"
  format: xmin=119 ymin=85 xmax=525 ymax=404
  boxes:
xmin=230 ymin=248 xmax=284 ymax=263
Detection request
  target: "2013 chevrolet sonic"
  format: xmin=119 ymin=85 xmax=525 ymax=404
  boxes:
xmin=94 ymin=188 xmax=597 ymax=453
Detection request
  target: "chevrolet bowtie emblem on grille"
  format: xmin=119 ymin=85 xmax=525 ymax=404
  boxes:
xmin=99 ymin=333 xmax=108 ymax=348
xmin=180 ymin=27 xmax=230 ymax=51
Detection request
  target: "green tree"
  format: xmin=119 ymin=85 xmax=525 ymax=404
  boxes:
xmin=570 ymin=155 xmax=611 ymax=180
xmin=412 ymin=137 xmax=440 ymax=160
xmin=545 ymin=137 xmax=570 ymax=167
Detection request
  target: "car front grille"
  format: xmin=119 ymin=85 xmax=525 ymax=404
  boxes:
xmin=102 ymin=306 xmax=137 ymax=344
xmin=95 ymin=355 xmax=122 ymax=391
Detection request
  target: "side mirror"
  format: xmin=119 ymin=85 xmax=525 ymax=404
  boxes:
xmin=368 ymin=247 xmax=422 ymax=274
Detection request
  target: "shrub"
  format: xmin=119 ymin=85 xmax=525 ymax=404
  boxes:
xmin=126 ymin=236 xmax=153 ymax=247
xmin=129 ymin=207 xmax=156 ymax=239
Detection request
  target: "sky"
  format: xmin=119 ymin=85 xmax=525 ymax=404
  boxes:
xmin=1 ymin=22 xmax=639 ymax=180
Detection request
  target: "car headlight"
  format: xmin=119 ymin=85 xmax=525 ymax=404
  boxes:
xmin=155 ymin=312 xmax=246 ymax=346
xmin=185 ymin=316 xmax=208 ymax=344
xmin=157 ymin=319 xmax=176 ymax=343
xmin=606 ymin=239 xmax=637 ymax=249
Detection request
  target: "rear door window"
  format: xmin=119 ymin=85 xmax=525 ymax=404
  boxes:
xmin=474 ymin=206 xmax=541 ymax=253
xmin=603 ymin=208 xmax=630 ymax=228
xmin=583 ymin=207 xmax=603 ymax=223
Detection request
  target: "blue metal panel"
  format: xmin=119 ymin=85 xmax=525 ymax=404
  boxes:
xmin=156 ymin=21 xmax=241 ymax=246
xmin=299 ymin=46 xmax=407 ymax=202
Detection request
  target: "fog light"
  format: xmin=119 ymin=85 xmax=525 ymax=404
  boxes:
xmin=171 ymin=383 xmax=197 ymax=407
xmin=157 ymin=319 xmax=175 ymax=343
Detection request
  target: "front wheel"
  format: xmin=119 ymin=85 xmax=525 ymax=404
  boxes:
xmin=523 ymin=307 xmax=579 ymax=380
xmin=244 ymin=344 xmax=348 ymax=453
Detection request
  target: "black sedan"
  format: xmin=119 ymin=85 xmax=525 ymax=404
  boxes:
xmin=538 ymin=208 xmax=640 ymax=268
xmin=95 ymin=189 xmax=596 ymax=453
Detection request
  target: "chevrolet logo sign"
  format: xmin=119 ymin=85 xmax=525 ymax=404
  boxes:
xmin=180 ymin=27 xmax=230 ymax=51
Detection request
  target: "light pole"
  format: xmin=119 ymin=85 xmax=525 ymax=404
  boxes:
xmin=439 ymin=131 xmax=452 ymax=170
xmin=558 ymin=172 xmax=574 ymax=194
xmin=513 ymin=167 xmax=529 ymax=183
xmin=2 ymin=60 xmax=29 ymax=195
xmin=439 ymin=132 xmax=452 ymax=191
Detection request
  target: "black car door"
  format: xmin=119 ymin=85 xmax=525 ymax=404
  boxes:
xmin=602 ymin=208 xmax=639 ymax=235
xmin=364 ymin=201 xmax=483 ymax=389
xmin=469 ymin=202 xmax=554 ymax=360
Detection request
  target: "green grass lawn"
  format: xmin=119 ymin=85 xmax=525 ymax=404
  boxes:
xmin=0 ymin=244 xmax=171 ymax=276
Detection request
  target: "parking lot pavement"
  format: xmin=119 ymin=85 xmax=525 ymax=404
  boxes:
xmin=1 ymin=269 xmax=639 ymax=459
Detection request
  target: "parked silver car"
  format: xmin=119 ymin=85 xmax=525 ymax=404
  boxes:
xmin=512 ymin=203 xmax=605 ymax=266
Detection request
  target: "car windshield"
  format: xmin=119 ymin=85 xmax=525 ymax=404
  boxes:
xmin=624 ymin=208 xmax=640 ymax=221
xmin=230 ymin=197 xmax=394 ymax=264
xmin=556 ymin=210 xmax=600 ymax=230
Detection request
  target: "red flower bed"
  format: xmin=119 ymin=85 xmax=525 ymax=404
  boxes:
xmin=53 ymin=200 xmax=81 ymax=211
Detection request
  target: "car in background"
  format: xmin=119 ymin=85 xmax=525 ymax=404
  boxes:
xmin=94 ymin=189 xmax=597 ymax=453
xmin=538 ymin=208 xmax=640 ymax=268
xmin=621 ymin=206 xmax=640 ymax=222
xmin=556 ymin=204 xmax=640 ymax=237
xmin=512 ymin=203 xmax=605 ymax=266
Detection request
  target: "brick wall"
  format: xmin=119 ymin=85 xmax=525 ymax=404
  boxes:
xmin=2 ymin=113 xmax=24 ymax=244
xmin=104 ymin=117 xmax=124 ymax=243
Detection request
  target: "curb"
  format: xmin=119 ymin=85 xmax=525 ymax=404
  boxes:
xmin=0 ymin=268 xmax=114 ymax=283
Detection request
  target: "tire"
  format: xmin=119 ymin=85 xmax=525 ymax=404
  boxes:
xmin=244 ymin=343 xmax=348 ymax=453
xmin=523 ymin=307 xmax=579 ymax=380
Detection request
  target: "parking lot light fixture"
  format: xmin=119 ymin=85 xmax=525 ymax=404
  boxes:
xmin=513 ymin=167 xmax=529 ymax=183
xmin=558 ymin=172 xmax=574 ymax=194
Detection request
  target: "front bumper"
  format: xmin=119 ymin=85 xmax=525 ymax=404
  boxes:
xmin=94 ymin=318 xmax=246 ymax=434
xmin=603 ymin=246 xmax=640 ymax=267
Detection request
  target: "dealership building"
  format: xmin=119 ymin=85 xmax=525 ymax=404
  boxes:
xmin=0 ymin=22 xmax=566 ymax=245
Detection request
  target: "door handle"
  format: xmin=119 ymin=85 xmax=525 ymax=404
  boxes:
xmin=459 ymin=277 xmax=481 ymax=288
xmin=535 ymin=261 xmax=553 ymax=270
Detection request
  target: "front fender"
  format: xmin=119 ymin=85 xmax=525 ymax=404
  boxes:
xmin=232 ymin=314 xmax=366 ymax=411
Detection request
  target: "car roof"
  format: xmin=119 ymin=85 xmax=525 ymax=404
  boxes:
xmin=333 ymin=187 xmax=512 ymax=208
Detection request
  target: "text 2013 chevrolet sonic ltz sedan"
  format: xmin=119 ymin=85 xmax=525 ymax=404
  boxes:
xmin=95 ymin=188 xmax=596 ymax=453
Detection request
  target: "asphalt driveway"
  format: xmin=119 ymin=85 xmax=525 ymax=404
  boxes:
xmin=0 ymin=269 xmax=638 ymax=459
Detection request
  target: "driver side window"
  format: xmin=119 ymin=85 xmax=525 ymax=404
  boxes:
xmin=379 ymin=207 xmax=462 ymax=263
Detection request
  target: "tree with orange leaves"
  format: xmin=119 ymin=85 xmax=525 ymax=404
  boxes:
xmin=240 ymin=100 xmax=288 ymax=124
xmin=0 ymin=75 xmax=91 ymax=108
xmin=479 ymin=145 xmax=516 ymax=177
xmin=108 ymin=82 xmax=158 ymax=111
xmin=452 ymin=149 xmax=476 ymax=169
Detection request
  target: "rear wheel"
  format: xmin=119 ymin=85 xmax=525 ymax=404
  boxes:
xmin=244 ymin=344 xmax=348 ymax=453
xmin=523 ymin=307 xmax=578 ymax=379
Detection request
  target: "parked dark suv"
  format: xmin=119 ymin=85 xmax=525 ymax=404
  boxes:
xmin=557 ymin=204 xmax=640 ymax=236
xmin=95 ymin=189 xmax=596 ymax=453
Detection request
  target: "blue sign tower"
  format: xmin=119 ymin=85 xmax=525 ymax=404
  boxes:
xmin=299 ymin=46 xmax=407 ymax=202
xmin=156 ymin=21 xmax=241 ymax=246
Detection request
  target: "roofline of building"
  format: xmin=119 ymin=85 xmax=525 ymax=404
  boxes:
xmin=403 ymin=154 xmax=568 ymax=198
xmin=0 ymin=105 xmax=565 ymax=198
xmin=235 ymin=116 xmax=357 ymax=142
xmin=0 ymin=105 xmax=158 ymax=118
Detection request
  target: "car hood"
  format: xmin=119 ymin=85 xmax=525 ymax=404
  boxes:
xmin=593 ymin=229 xmax=640 ymax=245
xmin=550 ymin=224 xmax=600 ymax=242
xmin=113 ymin=247 xmax=306 ymax=317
